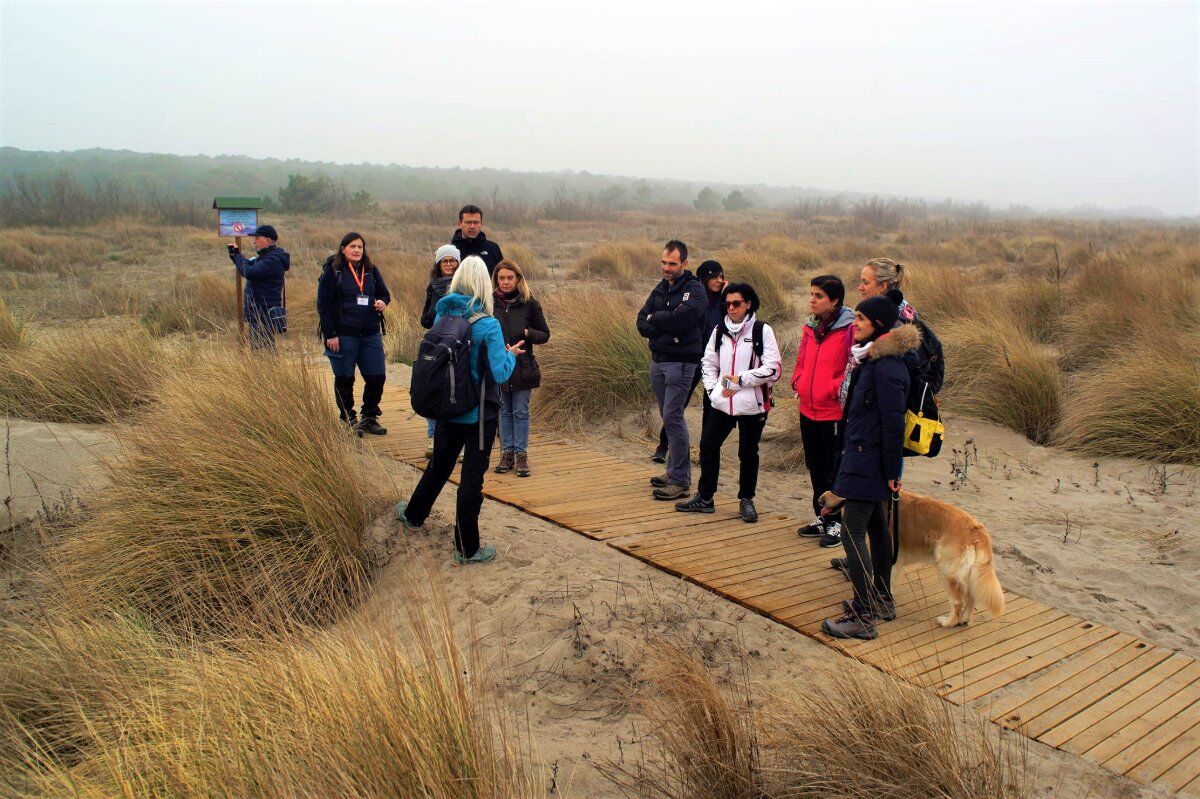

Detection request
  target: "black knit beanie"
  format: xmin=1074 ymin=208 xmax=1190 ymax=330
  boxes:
xmin=856 ymin=294 xmax=900 ymax=339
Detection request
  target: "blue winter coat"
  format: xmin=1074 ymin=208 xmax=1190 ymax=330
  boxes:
xmin=232 ymin=244 xmax=290 ymax=320
xmin=433 ymin=292 xmax=516 ymax=425
xmin=832 ymin=324 xmax=921 ymax=502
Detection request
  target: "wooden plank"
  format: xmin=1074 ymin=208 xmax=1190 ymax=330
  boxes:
xmin=1159 ymin=749 xmax=1200 ymax=795
xmin=1124 ymin=704 xmax=1200 ymax=787
xmin=1102 ymin=687 xmax=1200 ymax=777
xmin=990 ymin=636 xmax=1145 ymax=728
xmin=1043 ymin=653 xmax=1195 ymax=750
xmin=888 ymin=602 xmax=1058 ymax=672
xmin=1078 ymin=660 xmax=1200 ymax=763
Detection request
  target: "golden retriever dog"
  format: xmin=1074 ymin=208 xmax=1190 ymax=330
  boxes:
xmin=819 ymin=490 xmax=1004 ymax=627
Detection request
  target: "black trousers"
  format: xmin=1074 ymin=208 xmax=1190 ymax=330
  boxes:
xmin=658 ymin=365 xmax=707 ymax=449
xmin=403 ymin=418 xmax=497 ymax=557
xmin=841 ymin=499 xmax=894 ymax=613
xmin=697 ymin=411 xmax=767 ymax=500
xmin=800 ymin=414 xmax=841 ymax=521
xmin=333 ymin=375 xmax=386 ymax=421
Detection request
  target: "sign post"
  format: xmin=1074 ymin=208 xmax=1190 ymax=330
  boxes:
xmin=213 ymin=197 xmax=264 ymax=347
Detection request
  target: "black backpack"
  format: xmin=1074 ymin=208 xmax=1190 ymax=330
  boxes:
xmin=410 ymin=312 xmax=488 ymax=421
xmin=714 ymin=320 xmax=771 ymax=408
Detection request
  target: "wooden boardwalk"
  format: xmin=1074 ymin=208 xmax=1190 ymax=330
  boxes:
xmin=370 ymin=385 xmax=1200 ymax=798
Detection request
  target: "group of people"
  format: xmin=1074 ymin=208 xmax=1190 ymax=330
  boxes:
xmin=228 ymin=217 xmax=945 ymax=639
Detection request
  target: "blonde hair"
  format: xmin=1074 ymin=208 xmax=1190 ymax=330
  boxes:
xmin=449 ymin=256 xmax=494 ymax=315
xmin=865 ymin=258 xmax=907 ymax=290
xmin=492 ymin=258 xmax=534 ymax=302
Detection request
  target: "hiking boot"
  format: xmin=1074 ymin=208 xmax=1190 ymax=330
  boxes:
xmin=342 ymin=413 xmax=358 ymax=430
xmin=797 ymin=517 xmax=825 ymax=537
xmin=454 ymin=544 xmax=497 ymax=565
xmin=515 ymin=451 xmax=530 ymax=477
xmin=819 ymin=521 xmax=843 ymax=548
xmin=649 ymin=473 xmax=671 ymax=488
xmin=675 ymin=493 xmax=715 ymax=513
xmin=357 ymin=417 xmax=387 ymax=436
xmin=822 ymin=610 xmax=877 ymax=640
xmin=494 ymin=451 xmax=515 ymax=474
xmin=424 ymin=436 xmax=435 ymax=458
xmin=652 ymin=483 xmax=689 ymax=501
xmin=739 ymin=498 xmax=758 ymax=523
xmin=651 ymin=444 xmax=668 ymax=464
xmin=394 ymin=500 xmax=423 ymax=532
xmin=843 ymin=598 xmax=897 ymax=622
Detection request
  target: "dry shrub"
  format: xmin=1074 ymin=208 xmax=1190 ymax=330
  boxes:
xmin=718 ymin=250 xmax=797 ymax=323
xmin=605 ymin=645 xmax=1027 ymax=799
xmin=752 ymin=236 xmax=824 ymax=273
xmin=941 ymin=314 xmax=1061 ymax=445
xmin=0 ymin=296 xmax=27 ymax=349
xmin=141 ymin=272 xmax=238 ymax=335
xmin=1 ymin=602 xmax=535 ymax=798
xmin=505 ymin=241 xmax=548 ymax=280
xmin=532 ymin=287 xmax=652 ymax=428
xmin=759 ymin=666 xmax=1028 ymax=798
xmin=0 ymin=324 xmax=169 ymax=423
xmin=1056 ymin=330 xmax=1200 ymax=464
xmin=45 ymin=349 xmax=387 ymax=631
xmin=0 ymin=228 xmax=109 ymax=273
xmin=904 ymin=264 xmax=986 ymax=327
xmin=572 ymin=240 xmax=661 ymax=289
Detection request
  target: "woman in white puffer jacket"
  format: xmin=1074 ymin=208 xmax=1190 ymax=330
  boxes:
xmin=675 ymin=282 xmax=782 ymax=523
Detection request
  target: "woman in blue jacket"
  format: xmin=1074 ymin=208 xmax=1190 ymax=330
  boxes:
xmin=396 ymin=257 xmax=524 ymax=564
xmin=822 ymin=292 xmax=921 ymax=641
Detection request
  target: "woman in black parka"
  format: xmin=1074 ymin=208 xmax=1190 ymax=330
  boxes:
xmin=822 ymin=291 xmax=920 ymax=642
xmin=490 ymin=259 xmax=550 ymax=477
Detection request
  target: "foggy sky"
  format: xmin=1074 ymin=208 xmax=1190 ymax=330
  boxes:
xmin=2 ymin=0 xmax=1197 ymax=215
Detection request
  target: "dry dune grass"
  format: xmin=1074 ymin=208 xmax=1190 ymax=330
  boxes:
xmin=0 ymin=324 xmax=170 ymax=423
xmin=0 ymin=296 xmax=27 ymax=349
xmin=572 ymin=240 xmax=662 ymax=289
xmin=140 ymin=272 xmax=237 ymax=335
xmin=605 ymin=643 xmax=1027 ymax=799
xmin=505 ymin=241 xmax=549 ymax=280
xmin=0 ymin=602 xmax=536 ymax=798
xmin=533 ymin=287 xmax=653 ymax=428
xmin=44 ymin=348 xmax=388 ymax=631
xmin=749 ymin=236 xmax=824 ymax=272
xmin=717 ymin=249 xmax=798 ymax=323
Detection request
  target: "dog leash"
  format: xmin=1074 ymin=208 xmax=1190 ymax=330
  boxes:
xmin=889 ymin=491 xmax=901 ymax=565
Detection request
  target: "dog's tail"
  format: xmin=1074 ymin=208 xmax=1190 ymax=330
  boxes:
xmin=970 ymin=554 xmax=1005 ymax=619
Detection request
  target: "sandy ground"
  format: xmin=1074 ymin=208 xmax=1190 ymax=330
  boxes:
xmin=4 ymin=388 xmax=1195 ymax=797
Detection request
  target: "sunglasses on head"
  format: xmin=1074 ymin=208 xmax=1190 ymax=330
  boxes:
xmin=724 ymin=299 xmax=745 ymax=309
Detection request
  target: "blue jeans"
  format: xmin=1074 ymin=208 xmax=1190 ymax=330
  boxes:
xmin=500 ymin=388 xmax=531 ymax=453
xmin=426 ymin=417 xmax=436 ymax=438
xmin=324 ymin=332 xmax=386 ymax=378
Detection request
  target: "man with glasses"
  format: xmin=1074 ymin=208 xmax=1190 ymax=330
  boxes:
xmin=637 ymin=240 xmax=708 ymax=500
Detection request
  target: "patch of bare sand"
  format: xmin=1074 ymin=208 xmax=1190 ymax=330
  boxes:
xmin=368 ymin=448 xmax=1172 ymax=798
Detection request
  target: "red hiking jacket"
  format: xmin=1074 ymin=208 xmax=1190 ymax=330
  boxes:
xmin=790 ymin=306 xmax=855 ymax=422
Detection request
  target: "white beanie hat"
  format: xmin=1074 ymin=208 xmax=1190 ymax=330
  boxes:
xmin=434 ymin=244 xmax=461 ymax=265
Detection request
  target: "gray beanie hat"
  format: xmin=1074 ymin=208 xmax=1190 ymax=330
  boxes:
xmin=434 ymin=244 xmax=461 ymax=265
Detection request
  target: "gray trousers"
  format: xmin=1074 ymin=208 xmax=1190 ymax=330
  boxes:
xmin=650 ymin=360 xmax=698 ymax=486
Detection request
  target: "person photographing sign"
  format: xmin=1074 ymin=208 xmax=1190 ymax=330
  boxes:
xmin=316 ymin=232 xmax=391 ymax=436
xmin=226 ymin=224 xmax=290 ymax=349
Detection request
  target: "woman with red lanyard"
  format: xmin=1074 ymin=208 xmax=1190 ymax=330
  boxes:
xmin=316 ymin=231 xmax=392 ymax=436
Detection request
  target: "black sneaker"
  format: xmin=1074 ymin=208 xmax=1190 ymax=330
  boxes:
xmin=651 ymin=444 xmax=668 ymax=464
xmin=818 ymin=521 xmax=843 ymax=548
xmin=357 ymin=418 xmax=387 ymax=436
xmin=843 ymin=598 xmax=897 ymax=622
xmin=739 ymin=498 xmax=758 ymax=523
xmin=675 ymin=493 xmax=715 ymax=513
xmin=797 ymin=516 xmax=825 ymax=537
xmin=822 ymin=610 xmax=877 ymax=640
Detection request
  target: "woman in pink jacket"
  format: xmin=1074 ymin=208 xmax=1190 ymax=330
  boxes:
xmin=791 ymin=275 xmax=855 ymax=547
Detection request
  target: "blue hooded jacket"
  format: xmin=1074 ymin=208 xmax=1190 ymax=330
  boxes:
xmin=232 ymin=244 xmax=290 ymax=320
xmin=433 ymin=292 xmax=516 ymax=424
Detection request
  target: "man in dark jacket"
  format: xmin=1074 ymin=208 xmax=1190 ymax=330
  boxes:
xmin=652 ymin=259 xmax=725 ymax=463
xmin=450 ymin=204 xmax=504 ymax=275
xmin=637 ymin=240 xmax=707 ymax=500
xmin=227 ymin=224 xmax=290 ymax=349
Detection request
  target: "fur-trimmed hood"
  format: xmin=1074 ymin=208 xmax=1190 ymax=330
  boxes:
xmin=869 ymin=322 xmax=921 ymax=360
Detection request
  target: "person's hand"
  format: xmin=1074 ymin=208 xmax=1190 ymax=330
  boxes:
xmin=326 ymin=337 xmax=339 ymax=353
xmin=888 ymin=478 xmax=902 ymax=494
xmin=506 ymin=339 xmax=526 ymax=357
xmin=721 ymin=375 xmax=740 ymax=398
xmin=373 ymin=299 xmax=387 ymax=312
xmin=721 ymin=386 xmax=737 ymax=398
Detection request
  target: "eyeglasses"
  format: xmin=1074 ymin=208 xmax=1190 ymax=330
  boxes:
xmin=724 ymin=300 xmax=745 ymax=309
